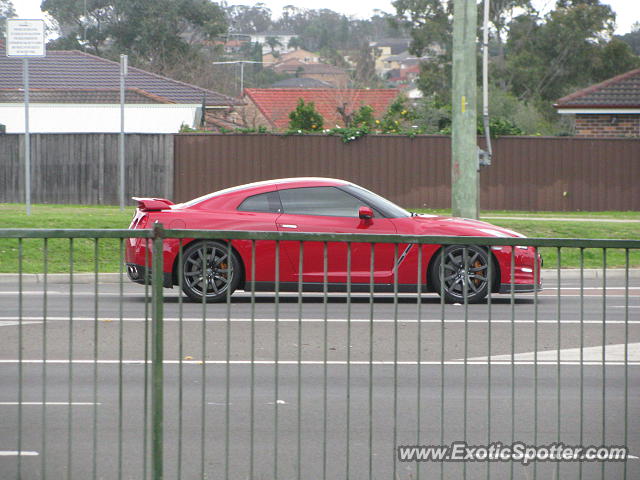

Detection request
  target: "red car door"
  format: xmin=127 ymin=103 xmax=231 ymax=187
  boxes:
xmin=275 ymin=186 xmax=398 ymax=286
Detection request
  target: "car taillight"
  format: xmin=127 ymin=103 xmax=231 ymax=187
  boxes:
xmin=130 ymin=213 xmax=149 ymax=229
xmin=137 ymin=214 xmax=149 ymax=229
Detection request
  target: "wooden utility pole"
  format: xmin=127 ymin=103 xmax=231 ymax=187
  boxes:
xmin=451 ymin=0 xmax=478 ymax=219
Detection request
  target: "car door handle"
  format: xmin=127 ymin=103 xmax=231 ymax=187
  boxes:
xmin=279 ymin=224 xmax=298 ymax=229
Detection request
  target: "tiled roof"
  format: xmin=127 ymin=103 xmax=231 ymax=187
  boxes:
xmin=244 ymin=88 xmax=399 ymax=129
xmin=273 ymin=61 xmax=347 ymax=75
xmin=0 ymin=44 xmax=241 ymax=106
xmin=0 ymin=88 xmax=170 ymax=104
xmin=270 ymin=77 xmax=335 ymax=89
xmin=554 ymin=68 xmax=640 ymax=109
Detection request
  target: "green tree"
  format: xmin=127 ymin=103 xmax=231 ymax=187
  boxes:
xmin=42 ymin=0 xmax=227 ymax=73
xmin=225 ymin=3 xmax=272 ymax=33
xmin=0 ymin=0 xmax=16 ymax=38
xmin=288 ymin=99 xmax=324 ymax=132
xmin=391 ymin=0 xmax=452 ymax=101
xmin=503 ymin=1 xmax=638 ymax=105
xmin=353 ymin=42 xmax=381 ymax=88
xmin=616 ymin=22 xmax=640 ymax=55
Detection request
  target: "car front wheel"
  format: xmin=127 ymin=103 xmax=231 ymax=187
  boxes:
xmin=181 ymin=241 xmax=241 ymax=302
xmin=431 ymin=245 xmax=490 ymax=304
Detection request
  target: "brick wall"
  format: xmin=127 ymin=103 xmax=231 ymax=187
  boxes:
xmin=575 ymin=113 xmax=640 ymax=137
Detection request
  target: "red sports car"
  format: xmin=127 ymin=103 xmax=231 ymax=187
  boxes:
xmin=126 ymin=178 xmax=541 ymax=303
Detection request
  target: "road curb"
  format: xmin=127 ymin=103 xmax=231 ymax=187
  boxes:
xmin=0 ymin=273 xmax=124 ymax=284
xmin=0 ymin=269 xmax=637 ymax=284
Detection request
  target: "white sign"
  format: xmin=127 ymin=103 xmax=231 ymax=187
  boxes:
xmin=6 ymin=19 xmax=46 ymax=57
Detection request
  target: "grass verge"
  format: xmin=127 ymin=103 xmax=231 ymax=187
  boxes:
xmin=1 ymin=203 xmax=638 ymax=273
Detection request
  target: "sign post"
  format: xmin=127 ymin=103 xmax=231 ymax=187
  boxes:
xmin=120 ymin=54 xmax=128 ymax=211
xmin=7 ymin=19 xmax=46 ymax=216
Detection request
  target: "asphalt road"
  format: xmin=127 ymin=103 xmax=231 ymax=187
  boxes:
xmin=0 ymin=273 xmax=638 ymax=479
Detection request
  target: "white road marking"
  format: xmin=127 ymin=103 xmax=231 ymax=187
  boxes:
xmin=0 ymin=402 xmax=100 ymax=406
xmin=0 ymin=359 xmax=637 ymax=366
xmin=466 ymin=343 xmax=640 ymax=363
xmin=0 ymin=321 xmax=41 ymax=327
xmin=0 ymin=451 xmax=38 ymax=456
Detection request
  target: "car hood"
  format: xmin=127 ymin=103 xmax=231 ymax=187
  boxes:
xmin=404 ymin=214 xmax=526 ymax=238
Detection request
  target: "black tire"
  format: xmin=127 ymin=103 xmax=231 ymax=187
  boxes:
xmin=431 ymin=245 xmax=490 ymax=304
xmin=180 ymin=241 xmax=241 ymax=303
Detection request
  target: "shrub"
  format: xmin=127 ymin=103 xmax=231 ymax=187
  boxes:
xmin=288 ymin=99 xmax=324 ymax=132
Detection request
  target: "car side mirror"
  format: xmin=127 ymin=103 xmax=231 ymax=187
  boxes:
xmin=358 ymin=206 xmax=374 ymax=221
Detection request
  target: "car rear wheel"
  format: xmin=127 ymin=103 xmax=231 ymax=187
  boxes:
xmin=431 ymin=245 xmax=490 ymax=304
xmin=181 ymin=241 xmax=241 ymax=302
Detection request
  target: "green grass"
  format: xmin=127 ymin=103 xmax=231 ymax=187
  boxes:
xmin=413 ymin=208 xmax=640 ymax=220
xmin=0 ymin=203 xmax=638 ymax=273
xmin=0 ymin=204 xmax=135 ymax=274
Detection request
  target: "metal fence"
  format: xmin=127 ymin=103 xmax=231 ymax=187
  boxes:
xmin=0 ymin=225 xmax=638 ymax=479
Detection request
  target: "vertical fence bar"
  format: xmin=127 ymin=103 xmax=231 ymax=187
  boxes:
xmin=67 ymin=238 xmax=74 ymax=480
xmin=176 ymin=241 xmax=184 ymax=480
xmin=623 ymin=249 xmax=629 ymax=480
xmin=151 ymin=223 xmax=165 ymax=480
xmin=556 ymin=248 xmax=561 ymax=479
xmin=579 ymin=248 xmax=584 ymax=480
xmin=200 ymin=241 xmax=207 ymax=480
xmin=462 ymin=247 xmax=468 ymax=480
xmin=510 ymin=248 xmax=515 ymax=480
xmin=533 ymin=247 xmax=539 ymax=479
xmin=368 ymin=244 xmax=375 ymax=480
xmin=601 ymin=249 xmax=606 ymax=480
xmin=416 ymin=245 xmax=423 ymax=480
xmin=345 ymin=243 xmax=352 ymax=480
xmin=117 ymin=239 xmax=124 ymax=480
xmin=322 ymin=241 xmax=328 ymax=480
xmin=249 ymin=241 xmax=257 ymax=480
xmin=274 ymin=241 xmax=280 ymax=480
xmin=17 ymin=238 xmax=23 ymax=478
xmin=392 ymin=244 xmax=399 ymax=480
xmin=297 ymin=242 xmax=304 ymax=480
xmin=225 ymin=242 xmax=232 ymax=480
xmin=42 ymin=238 xmax=48 ymax=480
xmin=143 ymin=238 xmax=151 ymax=480
xmin=92 ymin=239 xmax=99 ymax=480
xmin=486 ymin=246 xmax=492 ymax=480
xmin=439 ymin=247 xmax=445 ymax=480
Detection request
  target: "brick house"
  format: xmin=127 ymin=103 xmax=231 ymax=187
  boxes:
xmin=242 ymin=88 xmax=399 ymax=130
xmin=554 ymin=68 xmax=640 ymax=137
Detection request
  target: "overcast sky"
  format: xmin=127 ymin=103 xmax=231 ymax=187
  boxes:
xmin=15 ymin=0 xmax=639 ymax=35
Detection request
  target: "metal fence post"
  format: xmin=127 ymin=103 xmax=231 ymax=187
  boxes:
xmin=151 ymin=222 xmax=165 ymax=479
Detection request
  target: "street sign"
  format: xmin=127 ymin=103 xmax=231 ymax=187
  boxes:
xmin=6 ymin=19 xmax=46 ymax=57
xmin=7 ymin=19 xmax=46 ymax=215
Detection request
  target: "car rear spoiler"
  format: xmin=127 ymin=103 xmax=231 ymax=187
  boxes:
xmin=132 ymin=197 xmax=174 ymax=212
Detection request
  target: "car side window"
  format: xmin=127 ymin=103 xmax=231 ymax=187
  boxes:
xmin=279 ymin=186 xmax=372 ymax=217
xmin=237 ymin=191 xmax=282 ymax=213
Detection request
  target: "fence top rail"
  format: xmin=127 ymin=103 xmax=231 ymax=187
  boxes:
xmin=0 ymin=226 xmax=639 ymax=249
xmin=0 ymin=229 xmax=151 ymax=239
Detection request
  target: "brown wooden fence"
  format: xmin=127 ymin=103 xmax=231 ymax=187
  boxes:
xmin=2 ymin=133 xmax=637 ymax=210
xmin=174 ymin=134 xmax=640 ymax=211
xmin=0 ymin=134 xmax=173 ymax=205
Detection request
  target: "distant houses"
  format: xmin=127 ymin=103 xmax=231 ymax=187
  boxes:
xmin=242 ymin=88 xmax=399 ymax=130
xmin=0 ymin=41 xmax=242 ymax=133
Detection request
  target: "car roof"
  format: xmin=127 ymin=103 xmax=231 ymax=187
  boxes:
xmin=182 ymin=177 xmax=351 ymax=207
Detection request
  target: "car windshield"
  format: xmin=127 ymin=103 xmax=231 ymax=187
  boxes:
xmin=342 ymin=185 xmax=411 ymax=218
